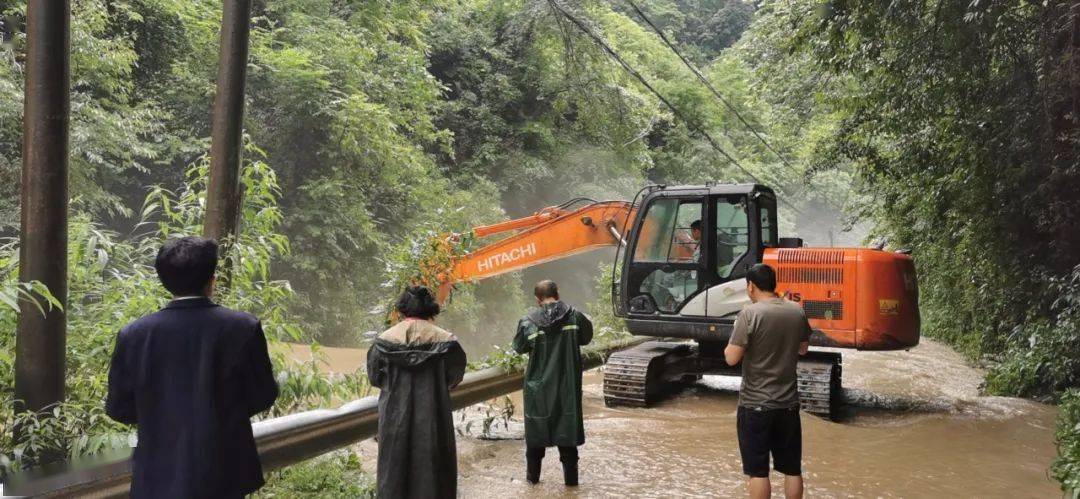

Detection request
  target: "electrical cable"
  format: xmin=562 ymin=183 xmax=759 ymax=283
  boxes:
xmin=546 ymin=0 xmax=754 ymax=180
xmin=546 ymin=0 xmax=805 ymax=216
xmin=623 ymin=0 xmax=802 ymax=176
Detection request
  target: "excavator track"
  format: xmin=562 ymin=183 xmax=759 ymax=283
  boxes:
xmin=603 ymin=342 xmax=691 ymax=407
xmin=604 ymin=342 xmax=843 ymax=419
xmin=797 ymin=351 xmax=842 ymax=420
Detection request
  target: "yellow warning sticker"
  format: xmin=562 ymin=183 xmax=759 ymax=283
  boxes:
xmin=879 ymin=299 xmax=900 ymax=316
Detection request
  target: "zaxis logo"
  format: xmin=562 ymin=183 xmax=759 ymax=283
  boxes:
xmin=780 ymin=290 xmax=802 ymax=302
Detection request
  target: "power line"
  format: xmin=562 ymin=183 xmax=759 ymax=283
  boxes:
xmin=623 ymin=0 xmax=802 ymax=176
xmin=545 ymin=0 xmax=756 ymax=182
xmin=546 ymin=0 xmax=805 ymax=216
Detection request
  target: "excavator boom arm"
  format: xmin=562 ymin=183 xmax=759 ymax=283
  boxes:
xmin=470 ymin=207 xmax=568 ymax=238
xmin=441 ymin=201 xmax=635 ymax=296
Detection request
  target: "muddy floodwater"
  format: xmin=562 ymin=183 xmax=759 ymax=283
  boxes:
xmin=449 ymin=339 xmax=1060 ymax=498
xmin=295 ymin=338 xmax=1061 ymax=498
xmin=282 ymin=343 xmax=367 ymax=373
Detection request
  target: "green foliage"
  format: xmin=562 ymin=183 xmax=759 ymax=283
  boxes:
xmin=237 ymin=0 xmax=471 ymax=342
xmin=271 ymin=345 xmax=374 ymax=418
xmin=0 ymin=159 xmax=368 ymax=471
xmin=2 ymin=0 xmax=514 ymax=345
xmin=736 ymin=1 xmax=1080 ymax=487
xmin=587 ymin=261 xmax=628 ymax=342
xmin=256 ymin=451 xmax=375 ymax=499
xmin=1 ymin=212 xmax=168 ymax=470
xmin=984 ymin=265 xmax=1080 ymax=400
xmin=0 ymin=279 xmax=62 ymax=317
xmin=1053 ymin=390 xmax=1080 ymax=494
xmin=468 ymin=345 xmax=528 ymax=372
xmin=429 ymin=0 xmax=658 ymax=210
xmin=1 ymin=1 xmax=173 ymax=220
xmin=377 ymin=179 xmax=527 ymax=349
xmin=456 ymin=395 xmax=516 ymax=439
xmin=747 ymin=0 xmax=1080 ymax=359
xmin=2 ymin=0 xmax=852 ymax=348
xmin=615 ymin=0 xmax=756 ymax=59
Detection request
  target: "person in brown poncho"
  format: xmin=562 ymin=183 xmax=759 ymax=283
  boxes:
xmin=367 ymin=285 xmax=467 ymax=499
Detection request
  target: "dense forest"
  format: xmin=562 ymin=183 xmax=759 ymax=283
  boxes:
xmin=1 ymin=0 xmax=859 ymax=345
xmin=1 ymin=0 xmax=1078 ymax=491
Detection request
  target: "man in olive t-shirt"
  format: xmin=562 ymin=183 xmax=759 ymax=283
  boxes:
xmin=724 ymin=263 xmax=811 ymax=499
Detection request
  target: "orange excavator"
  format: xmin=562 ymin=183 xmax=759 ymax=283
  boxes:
xmin=428 ymin=184 xmax=920 ymax=419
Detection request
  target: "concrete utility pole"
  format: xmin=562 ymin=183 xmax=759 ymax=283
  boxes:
xmin=14 ymin=1 xmax=71 ymax=416
xmin=203 ymin=0 xmax=252 ymax=242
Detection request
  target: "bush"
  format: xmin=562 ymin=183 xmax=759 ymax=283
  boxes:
xmin=587 ymin=261 xmax=629 ymax=343
xmin=256 ymin=451 xmax=375 ymax=499
xmin=1053 ymin=390 xmax=1080 ymax=493
xmin=985 ymin=266 xmax=1080 ymax=400
xmin=1 ymin=157 xmax=370 ymax=473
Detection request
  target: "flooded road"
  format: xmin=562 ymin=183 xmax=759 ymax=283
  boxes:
xmin=292 ymin=337 xmax=1061 ymax=497
xmin=450 ymin=339 xmax=1060 ymax=498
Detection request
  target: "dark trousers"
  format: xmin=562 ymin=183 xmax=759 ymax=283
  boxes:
xmin=526 ymin=445 xmax=579 ymax=484
xmin=526 ymin=445 xmax=578 ymax=463
xmin=736 ymin=405 xmax=802 ymax=477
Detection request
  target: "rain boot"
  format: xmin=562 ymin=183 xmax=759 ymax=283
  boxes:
xmin=526 ymin=447 xmax=544 ymax=484
xmin=559 ymin=446 xmax=579 ymax=487
xmin=527 ymin=458 xmax=542 ymax=484
xmin=562 ymin=460 xmax=579 ymax=487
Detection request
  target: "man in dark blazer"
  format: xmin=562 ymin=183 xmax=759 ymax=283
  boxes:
xmin=106 ymin=236 xmax=279 ymax=498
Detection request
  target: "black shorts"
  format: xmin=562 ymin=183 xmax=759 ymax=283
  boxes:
xmin=736 ymin=405 xmax=802 ymax=477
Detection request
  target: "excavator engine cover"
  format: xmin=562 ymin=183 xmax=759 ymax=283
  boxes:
xmin=765 ymin=247 xmax=920 ymax=350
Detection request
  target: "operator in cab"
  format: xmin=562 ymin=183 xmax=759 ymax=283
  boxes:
xmin=724 ymin=263 xmax=811 ymax=499
xmin=512 ymin=280 xmax=594 ymax=487
xmin=672 ymin=219 xmax=703 ymax=262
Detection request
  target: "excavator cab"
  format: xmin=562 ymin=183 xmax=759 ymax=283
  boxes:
xmin=604 ymin=184 xmax=848 ymax=413
xmin=604 ymin=183 xmax=919 ymax=416
xmin=615 ymin=184 xmax=776 ymax=337
xmin=613 ymin=182 xmax=920 ymax=351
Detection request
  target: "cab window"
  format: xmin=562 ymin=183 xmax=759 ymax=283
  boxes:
xmin=715 ymin=198 xmax=749 ymax=278
xmin=633 ymin=199 xmax=703 ymax=263
xmin=630 ymin=198 xmax=703 ymax=313
xmin=760 ymin=201 xmax=777 ymax=247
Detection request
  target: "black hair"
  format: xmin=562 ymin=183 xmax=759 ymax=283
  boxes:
xmin=690 ymin=220 xmax=702 ymax=231
xmin=746 ymin=263 xmax=777 ymax=293
xmin=155 ymin=237 xmax=219 ymax=296
xmin=396 ymin=285 xmax=441 ymax=319
xmin=534 ymin=279 xmax=560 ymax=300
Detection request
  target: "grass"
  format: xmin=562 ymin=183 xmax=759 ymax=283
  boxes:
xmin=1053 ymin=391 xmax=1080 ymax=494
xmin=256 ymin=451 xmax=375 ymax=498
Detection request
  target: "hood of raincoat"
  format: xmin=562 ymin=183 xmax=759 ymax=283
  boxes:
xmin=373 ymin=319 xmax=458 ymax=368
xmin=526 ymin=300 xmax=573 ymax=328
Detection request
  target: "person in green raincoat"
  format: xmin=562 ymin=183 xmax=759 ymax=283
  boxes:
xmin=512 ymin=279 xmax=594 ymax=486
